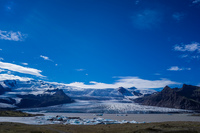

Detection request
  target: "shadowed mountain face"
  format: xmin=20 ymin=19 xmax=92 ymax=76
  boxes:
xmin=134 ymin=84 xmax=200 ymax=110
xmin=118 ymin=87 xmax=143 ymax=97
xmin=118 ymin=87 xmax=133 ymax=96
xmin=0 ymin=84 xmax=11 ymax=95
xmin=17 ymin=89 xmax=74 ymax=108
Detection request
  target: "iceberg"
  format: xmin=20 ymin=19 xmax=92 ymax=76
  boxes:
xmin=30 ymin=115 xmax=137 ymax=125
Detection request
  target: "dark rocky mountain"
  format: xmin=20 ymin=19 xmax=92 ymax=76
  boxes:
xmin=118 ymin=87 xmax=143 ymax=97
xmin=118 ymin=87 xmax=133 ymax=96
xmin=132 ymin=91 xmax=143 ymax=96
xmin=0 ymin=80 xmax=75 ymax=109
xmin=17 ymin=89 xmax=74 ymax=108
xmin=134 ymin=84 xmax=200 ymax=110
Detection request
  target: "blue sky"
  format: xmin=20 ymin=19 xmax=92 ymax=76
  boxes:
xmin=0 ymin=0 xmax=200 ymax=89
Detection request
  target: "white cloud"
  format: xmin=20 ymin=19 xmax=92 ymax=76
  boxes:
xmin=193 ymin=0 xmax=200 ymax=4
xmin=0 ymin=58 xmax=4 ymax=61
xmin=76 ymin=69 xmax=85 ymax=71
xmin=131 ymin=9 xmax=162 ymax=29
xmin=0 ymin=74 xmax=32 ymax=81
xmin=168 ymin=66 xmax=182 ymax=71
xmin=0 ymin=49 xmax=2 ymax=51
xmin=167 ymin=66 xmax=191 ymax=71
xmin=64 ymin=76 xmax=180 ymax=89
xmin=21 ymin=63 xmax=28 ymax=65
xmin=0 ymin=69 xmax=5 ymax=73
xmin=7 ymin=71 xmax=11 ymax=74
xmin=172 ymin=12 xmax=184 ymax=21
xmin=40 ymin=55 xmax=53 ymax=61
xmin=0 ymin=30 xmax=27 ymax=41
xmin=174 ymin=42 xmax=200 ymax=52
xmin=0 ymin=61 xmax=43 ymax=77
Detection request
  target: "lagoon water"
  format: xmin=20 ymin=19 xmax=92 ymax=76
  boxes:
xmin=1 ymin=113 xmax=199 ymax=125
xmin=41 ymin=113 xmax=200 ymax=122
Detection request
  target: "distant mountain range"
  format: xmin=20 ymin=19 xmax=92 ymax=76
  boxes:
xmin=0 ymin=79 xmax=154 ymax=109
xmin=134 ymin=84 xmax=200 ymax=110
xmin=0 ymin=79 xmax=199 ymax=112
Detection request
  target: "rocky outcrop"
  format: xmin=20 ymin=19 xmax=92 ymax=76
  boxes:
xmin=134 ymin=84 xmax=200 ymax=110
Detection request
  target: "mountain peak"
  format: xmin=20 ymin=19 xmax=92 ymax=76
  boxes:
xmin=162 ymin=86 xmax=172 ymax=92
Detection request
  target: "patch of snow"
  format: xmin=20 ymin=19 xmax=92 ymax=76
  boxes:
xmin=13 ymin=97 xmax=22 ymax=104
xmin=0 ymin=81 xmax=8 ymax=88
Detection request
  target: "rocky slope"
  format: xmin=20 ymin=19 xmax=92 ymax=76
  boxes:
xmin=17 ymin=89 xmax=73 ymax=108
xmin=134 ymin=84 xmax=200 ymax=110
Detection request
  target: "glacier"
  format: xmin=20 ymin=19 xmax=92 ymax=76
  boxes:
xmin=0 ymin=79 xmax=192 ymax=113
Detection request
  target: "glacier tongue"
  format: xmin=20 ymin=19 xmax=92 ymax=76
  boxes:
xmin=19 ymin=100 xmax=191 ymax=114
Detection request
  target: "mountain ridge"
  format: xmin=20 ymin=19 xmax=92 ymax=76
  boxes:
xmin=134 ymin=84 xmax=200 ymax=110
xmin=0 ymin=79 xmax=155 ymax=109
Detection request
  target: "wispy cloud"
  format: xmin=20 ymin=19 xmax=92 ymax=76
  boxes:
xmin=0 ymin=58 xmax=4 ymax=61
xmin=0 ymin=74 xmax=32 ymax=81
xmin=0 ymin=49 xmax=2 ymax=51
xmin=167 ymin=66 xmax=191 ymax=71
xmin=172 ymin=12 xmax=185 ymax=21
xmin=193 ymin=0 xmax=200 ymax=4
xmin=0 ymin=30 xmax=27 ymax=41
xmin=192 ymin=55 xmax=200 ymax=59
xmin=0 ymin=61 xmax=43 ymax=77
xmin=180 ymin=54 xmax=189 ymax=58
xmin=7 ymin=71 xmax=11 ymax=74
xmin=131 ymin=9 xmax=162 ymax=29
xmin=21 ymin=63 xmax=28 ymax=65
xmin=40 ymin=55 xmax=53 ymax=61
xmin=174 ymin=42 xmax=200 ymax=52
xmin=75 ymin=69 xmax=85 ymax=71
xmin=174 ymin=42 xmax=200 ymax=60
xmin=64 ymin=76 xmax=180 ymax=89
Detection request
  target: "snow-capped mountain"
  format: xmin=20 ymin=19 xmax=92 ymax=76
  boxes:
xmin=0 ymin=79 xmax=156 ymax=109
